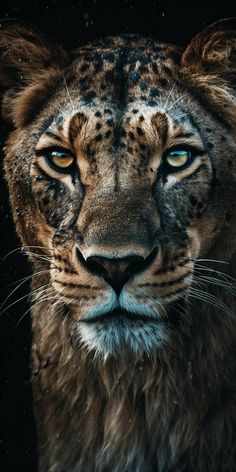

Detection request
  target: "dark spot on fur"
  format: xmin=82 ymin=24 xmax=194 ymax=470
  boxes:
xmin=139 ymin=115 xmax=145 ymax=122
xmin=163 ymin=65 xmax=173 ymax=76
xmin=83 ymin=91 xmax=96 ymax=103
xmin=105 ymin=130 xmax=112 ymax=139
xmin=129 ymin=131 xmax=135 ymax=141
xmin=94 ymin=60 xmax=103 ymax=73
xmin=130 ymin=71 xmax=140 ymax=83
xmin=159 ymin=78 xmax=167 ymax=87
xmin=96 ymin=122 xmax=102 ymax=130
xmin=150 ymin=87 xmax=159 ymax=98
xmin=137 ymin=127 xmax=144 ymax=136
xmin=95 ymin=134 xmax=102 ymax=142
xmin=104 ymin=108 xmax=112 ymax=115
xmin=152 ymin=63 xmax=158 ymax=73
xmin=132 ymin=109 xmax=139 ymax=114
xmin=43 ymin=197 xmax=50 ymax=206
xmin=140 ymin=82 xmax=147 ymax=91
xmin=80 ymin=63 xmax=90 ymax=72
xmin=148 ymin=100 xmax=157 ymax=107
xmin=95 ymin=111 xmax=101 ymax=117
xmin=106 ymin=119 xmax=114 ymax=127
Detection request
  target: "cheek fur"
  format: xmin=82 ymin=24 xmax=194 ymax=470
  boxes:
xmin=32 ymin=177 xmax=83 ymax=228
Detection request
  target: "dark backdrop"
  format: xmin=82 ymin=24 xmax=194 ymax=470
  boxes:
xmin=0 ymin=1 xmax=235 ymax=471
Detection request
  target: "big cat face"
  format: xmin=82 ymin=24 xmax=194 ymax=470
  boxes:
xmin=2 ymin=23 xmax=236 ymax=358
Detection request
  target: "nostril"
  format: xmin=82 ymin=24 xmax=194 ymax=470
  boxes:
xmin=87 ymin=255 xmax=144 ymax=295
xmin=76 ymin=247 xmax=158 ymax=295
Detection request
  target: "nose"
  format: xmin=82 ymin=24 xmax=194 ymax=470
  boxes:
xmin=76 ymin=248 xmax=158 ymax=295
xmin=88 ymin=255 xmax=144 ymax=295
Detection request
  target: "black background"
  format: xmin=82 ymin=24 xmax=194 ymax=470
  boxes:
xmin=0 ymin=1 xmax=235 ymax=471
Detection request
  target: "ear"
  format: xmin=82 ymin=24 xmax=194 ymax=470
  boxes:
xmin=0 ymin=20 xmax=70 ymax=125
xmin=180 ymin=18 xmax=236 ymax=129
xmin=181 ymin=18 xmax=236 ymax=78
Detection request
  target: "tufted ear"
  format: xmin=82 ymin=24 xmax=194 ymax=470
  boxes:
xmin=181 ymin=18 xmax=236 ymax=129
xmin=0 ymin=20 xmax=70 ymax=125
xmin=181 ymin=18 xmax=236 ymax=79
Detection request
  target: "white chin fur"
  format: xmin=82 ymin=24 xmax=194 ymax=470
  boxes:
xmin=77 ymin=319 xmax=168 ymax=359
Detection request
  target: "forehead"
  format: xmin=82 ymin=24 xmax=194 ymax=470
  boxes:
xmin=63 ymin=37 xmax=181 ymax=109
xmin=36 ymin=38 xmax=202 ymax=155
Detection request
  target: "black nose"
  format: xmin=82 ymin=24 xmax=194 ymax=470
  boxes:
xmin=76 ymin=248 xmax=158 ymax=295
xmin=87 ymin=255 xmax=145 ymax=295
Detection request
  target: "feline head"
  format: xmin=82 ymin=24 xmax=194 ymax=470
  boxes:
xmin=1 ymin=19 xmax=236 ymax=358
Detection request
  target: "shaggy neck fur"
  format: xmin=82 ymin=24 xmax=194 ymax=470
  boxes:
xmin=31 ymin=255 xmax=236 ymax=472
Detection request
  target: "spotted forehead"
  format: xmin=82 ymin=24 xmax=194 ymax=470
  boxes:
xmin=64 ymin=39 xmax=182 ymax=107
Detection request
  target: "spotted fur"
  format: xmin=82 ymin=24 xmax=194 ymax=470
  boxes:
xmin=1 ymin=18 xmax=236 ymax=471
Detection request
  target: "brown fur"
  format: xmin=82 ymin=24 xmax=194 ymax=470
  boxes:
xmin=1 ymin=18 xmax=236 ymax=471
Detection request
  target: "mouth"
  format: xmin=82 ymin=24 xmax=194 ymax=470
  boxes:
xmin=76 ymin=303 xmax=186 ymax=357
xmin=80 ymin=308 xmax=164 ymax=324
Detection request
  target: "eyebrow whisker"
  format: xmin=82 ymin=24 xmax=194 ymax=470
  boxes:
xmin=63 ymin=74 xmax=73 ymax=105
xmin=166 ymin=93 xmax=188 ymax=113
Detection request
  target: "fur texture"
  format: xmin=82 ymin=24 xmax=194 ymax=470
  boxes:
xmin=1 ymin=18 xmax=236 ymax=471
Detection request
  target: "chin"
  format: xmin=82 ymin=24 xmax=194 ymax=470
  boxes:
xmin=76 ymin=316 xmax=168 ymax=360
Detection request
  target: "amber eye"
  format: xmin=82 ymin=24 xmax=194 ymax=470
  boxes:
xmin=165 ymin=149 xmax=191 ymax=169
xmin=47 ymin=150 xmax=74 ymax=170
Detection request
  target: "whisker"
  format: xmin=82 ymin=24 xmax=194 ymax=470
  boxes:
xmin=1 ymin=247 xmax=26 ymax=263
xmin=63 ymin=74 xmax=73 ymax=105
xmin=189 ymin=286 xmax=234 ymax=318
xmin=16 ymin=293 xmax=58 ymax=327
xmin=54 ymin=105 xmax=67 ymax=118
xmin=194 ymin=263 xmax=236 ymax=283
xmin=162 ymin=80 xmax=177 ymax=112
xmin=197 ymin=258 xmax=229 ymax=265
xmin=0 ymin=284 xmax=51 ymax=317
xmin=0 ymin=270 xmax=50 ymax=309
xmin=166 ymin=93 xmax=188 ymax=113
xmin=1 ymin=245 xmax=53 ymax=264
xmin=24 ymin=251 xmax=51 ymax=261
xmin=193 ymin=274 xmax=236 ymax=296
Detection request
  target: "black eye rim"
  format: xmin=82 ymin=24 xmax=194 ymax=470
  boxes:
xmin=35 ymin=146 xmax=77 ymax=174
xmin=162 ymin=144 xmax=206 ymax=173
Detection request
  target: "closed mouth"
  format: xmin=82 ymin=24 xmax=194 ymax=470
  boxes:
xmin=80 ymin=308 xmax=163 ymax=324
